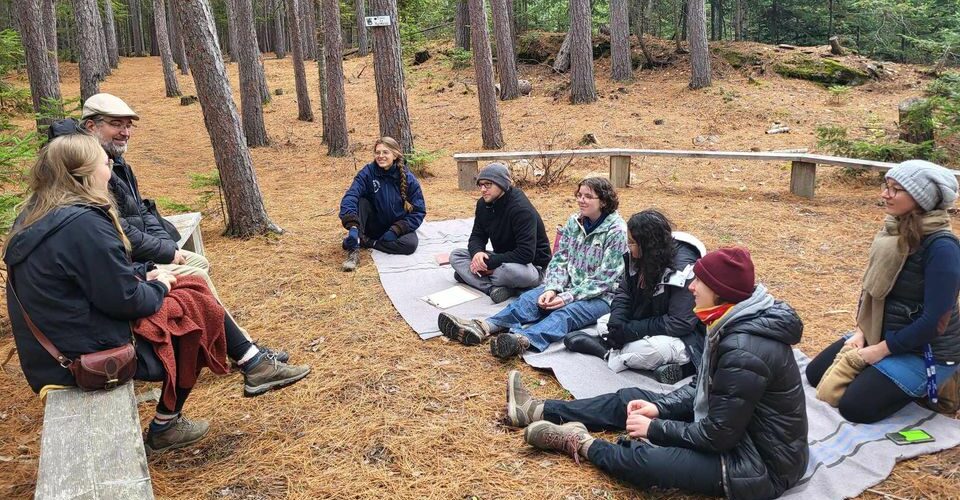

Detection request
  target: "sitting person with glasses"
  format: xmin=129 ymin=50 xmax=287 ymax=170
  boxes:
xmin=448 ymin=163 xmax=552 ymax=304
xmin=439 ymin=177 xmax=628 ymax=359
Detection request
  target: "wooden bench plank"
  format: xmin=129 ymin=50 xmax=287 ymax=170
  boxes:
xmin=163 ymin=212 xmax=204 ymax=256
xmin=37 ymin=383 xmax=153 ymax=500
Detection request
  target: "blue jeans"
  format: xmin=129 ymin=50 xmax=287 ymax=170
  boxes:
xmin=486 ymin=286 xmax=610 ymax=351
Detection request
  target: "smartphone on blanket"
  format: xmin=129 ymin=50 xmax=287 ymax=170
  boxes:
xmin=885 ymin=429 xmax=935 ymax=445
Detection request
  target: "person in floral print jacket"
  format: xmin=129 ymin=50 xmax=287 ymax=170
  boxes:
xmin=438 ymin=177 xmax=628 ymax=359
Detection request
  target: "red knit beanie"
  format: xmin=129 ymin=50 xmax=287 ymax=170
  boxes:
xmin=693 ymin=247 xmax=755 ymax=303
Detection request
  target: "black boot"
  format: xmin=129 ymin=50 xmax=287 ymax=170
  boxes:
xmin=563 ymin=332 xmax=608 ymax=359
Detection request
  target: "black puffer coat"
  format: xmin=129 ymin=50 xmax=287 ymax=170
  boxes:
xmin=110 ymin=156 xmax=178 ymax=264
xmin=647 ymin=286 xmax=808 ymax=500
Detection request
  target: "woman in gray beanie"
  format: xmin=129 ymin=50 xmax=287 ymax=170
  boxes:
xmin=806 ymin=159 xmax=960 ymax=422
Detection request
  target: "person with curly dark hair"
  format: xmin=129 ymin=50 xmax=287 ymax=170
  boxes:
xmin=564 ymin=209 xmax=707 ymax=384
xmin=438 ymin=177 xmax=628 ymax=359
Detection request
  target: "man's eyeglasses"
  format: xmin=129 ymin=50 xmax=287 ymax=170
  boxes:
xmin=477 ymin=181 xmax=495 ymax=190
xmin=98 ymin=119 xmax=136 ymax=131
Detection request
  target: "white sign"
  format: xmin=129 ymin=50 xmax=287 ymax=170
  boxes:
xmin=364 ymin=16 xmax=391 ymax=27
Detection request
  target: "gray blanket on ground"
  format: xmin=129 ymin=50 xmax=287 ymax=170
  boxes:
xmin=372 ymin=218 xmax=511 ymax=340
xmin=526 ymin=346 xmax=960 ymax=499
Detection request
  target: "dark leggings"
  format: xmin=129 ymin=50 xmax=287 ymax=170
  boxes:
xmin=355 ymin=198 xmax=418 ymax=255
xmin=806 ymin=337 xmax=915 ymax=423
xmin=157 ymin=315 xmax=252 ymax=414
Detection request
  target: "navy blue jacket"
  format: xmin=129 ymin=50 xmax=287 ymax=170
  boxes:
xmin=110 ymin=155 xmax=178 ymax=264
xmin=339 ymin=161 xmax=426 ymax=238
xmin=4 ymin=205 xmax=167 ymax=393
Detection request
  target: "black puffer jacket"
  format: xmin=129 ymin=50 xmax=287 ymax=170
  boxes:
xmin=110 ymin=156 xmax=178 ymax=264
xmin=4 ymin=205 xmax=168 ymax=393
xmin=606 ymin=237 xmax=704 ymax=365
xmin=647 ymin=285 xmax=808 ymax=500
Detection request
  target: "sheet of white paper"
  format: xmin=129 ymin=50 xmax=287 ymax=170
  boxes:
xmin=420 ymin=285 xmax=483 ymax=309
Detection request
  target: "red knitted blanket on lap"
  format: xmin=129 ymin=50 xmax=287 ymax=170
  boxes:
xmin=134 ymin=275 xmax=229 ymax=409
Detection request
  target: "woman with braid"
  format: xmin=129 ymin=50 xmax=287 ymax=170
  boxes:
xmin=339 ymin=137 xmax=427 ymax=271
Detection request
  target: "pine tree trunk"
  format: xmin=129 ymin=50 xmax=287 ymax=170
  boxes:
xmin=687 ymin=0 xmax=711 ymax=89
xmin=173 ymin=0 xmax=280 ymax=237
xmin=168 ymin=0 xmax=189 ymax=74
xmin=102 ymin=0 xmax=120 ymax=68
xmin=321 ymin=0 xmax=348 ymax=156
xmin=224 ymin=0 xmax=239 ymax=62
xmin=153 ymin=0 xmax=180 ymax=96
xmin=568 ymin=0 xmax=596 ymax=104
xmin=273 ymin=0 xmax=287 ymax=58
xmin=734 ymin=0 xmax=744 ymax=40
xmin=454 ymin=0 xmax=470 ymax=51
xmin=14 ymin=0 xmax=63 ymax=129
xmin=285 ymin=0 xmax=313 ymax=120
xmin=74 ymin=0 xmax=105 ymax=100
xmin=316 ymin=3 xmax=329 ymax=142
xmin=368 ymin=0 xmax=413 ymax=152
xmin=234 ymin=0 xmax=270 ymax=146
xmin=40 ymin=0 xmax=59 ymax=80
xmin=130 ymin=0 xmax=144 ymax=55
xmin=610 ymin=0 xmax=631 ymax=81
xmin=467 ymin=0 xmax=503 ymax=149
xmin=94 ymin=5 xmax=111 ymax=75
xmin=354 ymin=0 xmax=368 ymax=56
xmin=149 ymin=14 xmax=159 ymax=56
xmin=489 ymin=0 xmax=519 ymax=99
xmin=304 ymin=0 xmax=318 ymax=60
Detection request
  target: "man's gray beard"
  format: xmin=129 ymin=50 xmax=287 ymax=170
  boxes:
xmin=101 ymin=141 xmax=127 ymax=158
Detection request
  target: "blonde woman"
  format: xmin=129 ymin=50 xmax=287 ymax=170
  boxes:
xmin=4 ymin=135 xmax=309 ymax=455
xmin=339 ymin=137 xmax=427 ymax=271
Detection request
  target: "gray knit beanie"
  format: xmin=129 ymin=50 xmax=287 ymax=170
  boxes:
xmin=477 ymin=163 xmax=512 ymax=191
xmin=885 ymin=160 xmax=958 ymax=211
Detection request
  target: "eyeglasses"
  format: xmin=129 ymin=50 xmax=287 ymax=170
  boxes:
xmin=575 ymin=192 xmax=598 ymax=200
xmin=477 ymin=181 xmax=495 ymax=190
xmin=880 ymin=182 xmax=905 ymax=196
xmin=98 ymin=119 xmax=136 ymax=131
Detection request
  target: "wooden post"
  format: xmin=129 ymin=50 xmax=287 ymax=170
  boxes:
xmin=790 ymin=160 xmax=817 ymax=198
xmin=610 ymin=155 xmax=631 ymax=188
xmin=457 ymin=160 xmax=479 ymax=190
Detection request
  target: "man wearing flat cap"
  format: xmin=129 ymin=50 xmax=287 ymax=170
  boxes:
xmin=448 ymin=163 xmax=552 ymax=304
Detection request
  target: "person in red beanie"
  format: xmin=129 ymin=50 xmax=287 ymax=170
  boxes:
xmin=501 ymin=247 xmax=809 ymax=500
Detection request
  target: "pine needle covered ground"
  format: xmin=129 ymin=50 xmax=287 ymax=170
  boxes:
xmin=1 ymin=42 xmax=958 ymax=499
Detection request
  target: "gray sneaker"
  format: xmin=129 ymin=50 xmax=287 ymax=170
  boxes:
xmin=342 ymin=249 xmax=361 ymax=272
xmin=505 ymin=370 xmax=543 ymax=427
xmin=523 ymin=421 xmax=591 ymax=464
xmin=144 ymin=416 xmax=210 ymax=455
xmin=438 ymin=312 xmax=487 ymax=346
xmin=243 ymin=355 xmax=311 ymax=397
xmin=490 ymin=333 xmax=531 ymax=359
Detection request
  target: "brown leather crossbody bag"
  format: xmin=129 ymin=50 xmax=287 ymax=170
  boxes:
xmin=9 ymin=275 xmax=136 ymax=391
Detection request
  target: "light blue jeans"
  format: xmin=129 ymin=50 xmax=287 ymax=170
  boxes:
xmin=486 ymin=286 xmax=610 ymax=351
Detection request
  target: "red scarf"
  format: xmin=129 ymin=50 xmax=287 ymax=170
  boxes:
xmin=694 ymin=303 xmax=734 ymax=326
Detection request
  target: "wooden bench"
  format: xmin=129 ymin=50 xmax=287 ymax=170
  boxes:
xmin=35 ymin=213 xmax=203 ymax=499
xmin=453 ymin=149 xmax=960 ymax=198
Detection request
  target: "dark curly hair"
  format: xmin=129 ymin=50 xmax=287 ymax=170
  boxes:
xmin=576 ymin=177 xmax=619 ymax=215
xmin=627 ymin=209 xmax=676 ymax=295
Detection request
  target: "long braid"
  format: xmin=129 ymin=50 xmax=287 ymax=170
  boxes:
xmin=399 ymin=160 xmax=413 ymax=213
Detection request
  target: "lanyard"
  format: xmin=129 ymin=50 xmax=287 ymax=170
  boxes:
xmin=923 ymin=344 xmax=938 ymax=404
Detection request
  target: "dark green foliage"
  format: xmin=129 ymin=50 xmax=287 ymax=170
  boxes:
xmin=715 ymin=48 xmax=761 ymax=69
xmin=447 ymin=48 xmax=471 ymax=70
xmin=816 ymin=125 xmax=947 ymax=164
xmin=773 ymin=56 xmax=870 ymax=86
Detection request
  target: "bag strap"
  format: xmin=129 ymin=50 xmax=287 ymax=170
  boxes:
xmin=7 ymin=273 xmax=73 ymax=367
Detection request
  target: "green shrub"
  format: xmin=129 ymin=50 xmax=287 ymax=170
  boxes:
xmin=815 ymin=125 xmax=947 ymax=165
xmin=406 ymin=148 xmax=443 ymax=178
xmin=0 ymin=192 xmax=23 ymax=232
xmin=448 ymin=48 xmax=472 ymax=70
xmin=156 ymin=196 xmax=193 ymax=214
xmin=926 ymin=72 xmax=960 ymax=99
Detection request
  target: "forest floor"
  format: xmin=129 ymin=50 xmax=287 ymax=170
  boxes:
xmin=1 ymin=40 xmax=958 ymax=499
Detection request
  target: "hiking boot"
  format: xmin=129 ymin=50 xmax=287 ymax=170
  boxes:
xmin=143 ymin=416 xmax=210 ymax=455
xmin=490 ymin=333 xmax=531 ymax=359
xmin=654 ymin=363 xmax=684 ymax=385
xmin=230 ymin=343 xmax=290 ymax=370
xmin=505 ymin=370 xmax=543 ymax=427
xmin=342 ymin=250 xmax=361 ymax=272
xmin=243 ymin=354 xmax=311 ymax=397
xmin=438 ymin=312 xmax=487 ymax=346
xmin=563 ymin=332 xmax=608 ymax=359
xmin=524 ymin=421 xmax=592 ymax=465
xmin=489 ymin=286 xmax=515 ymax=304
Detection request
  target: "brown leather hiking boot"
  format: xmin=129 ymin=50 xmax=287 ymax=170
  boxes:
xmin=505 ymin=370 xmax=543 ymax=427
xmin=243 ymin=354 xmax=311 ymax=397
xmin=438 ymin=312 xmax=488 ymax=346
xmin=523 ymin=421 xmax=592 ymax=465
xmin=143 ymin=416 xmax=210 ymax=455
xmin=490 ymin=333 xmax=531 ymax=359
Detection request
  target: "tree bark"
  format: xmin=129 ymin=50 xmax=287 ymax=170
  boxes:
xmin=355 ymin=0 xmax=368 ymax=56
xmin=454 ymin=0 xmax=470 ymax=51
xmin=273 ymin=0 xmax=287 ymax=58
xmin=285 ymin=0 xmax=313 ymax=120
xmin=234 ymin=0 xmax=270 ymax=146
xmin=173 ymin=0 xmax=279 ymax=237
xmin=552 ymin=32 xmax=571 ymax=72
xmin=130 ymin=0 xmax=145 ymax=55
xmin=568 ymin=0 xmax=596 ymax=104
xmin=489 ymin=0 xmax=519 ymax=99
xmin=687 ymin=0 xmax=711 ymax=89
xmin=368 ymin=0 xmax=413 ymax=152
xmin=322 ymin=0 xmax=348 ymax=155
xmin=14 ymin=0 xmax=62 ymax=129
xmin=467 ymin=0 xmax=503 ymax=149
xmin=303 ymin=0 xmax=318 ymax=59
xmin=610 ymin=0 xmax=631 ymax=81
xmin=102 ymin=0 xmax=121 ymax=68
xmin=40 ymin=0 xmax=59 ymax=80
xmin=168 ymin=0 xmax=189 ymax=74
xmin=153 ymin=0 xmax=181 ymax=96
xmin=74 ymin=0 xmax=106 ymax=101
xmin=224 ymin=0 xmax=239 ymax=62
xmin=316 ymin=2 xmax=329 ymax=142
